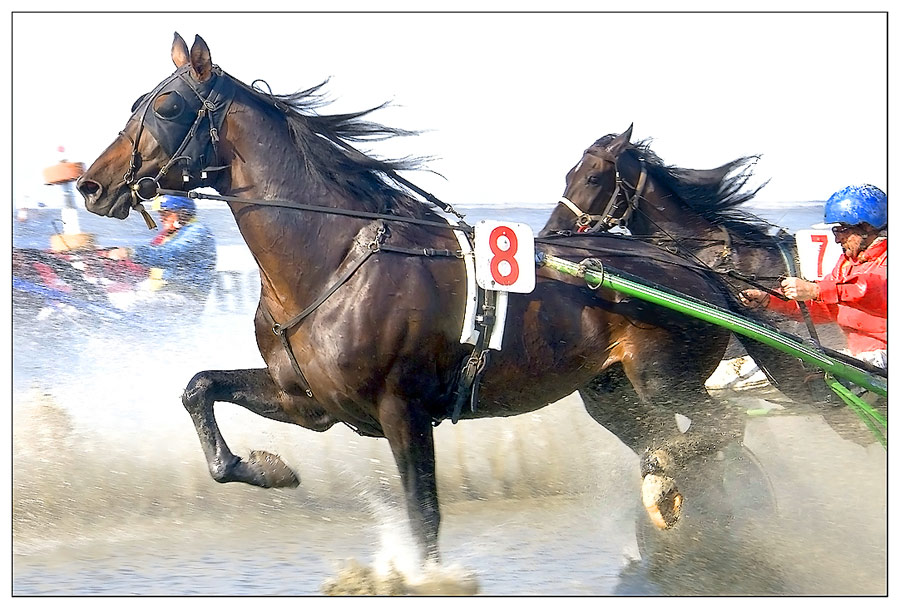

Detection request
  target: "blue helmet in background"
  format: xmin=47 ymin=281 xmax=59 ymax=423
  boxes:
xmin=824 ymin=184 xmax=887 ymax=229
xmin=156 ymin=194 xmax=196 ymax=216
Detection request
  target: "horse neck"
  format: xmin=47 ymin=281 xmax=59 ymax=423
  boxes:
xmin=627 ymin=173 xmax=722 ymax=243
xmin=629 ymin=175 xmax=781 ymax=275
xmin=218 ymin=109 xmax=369 ymax=312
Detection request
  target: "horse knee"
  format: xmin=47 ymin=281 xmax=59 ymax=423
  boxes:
xmin=182 ymin=371 xmax=215 ymax=411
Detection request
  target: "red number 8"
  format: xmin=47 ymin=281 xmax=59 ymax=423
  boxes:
xmin=489 ymin=225 xmax=520 ymax=286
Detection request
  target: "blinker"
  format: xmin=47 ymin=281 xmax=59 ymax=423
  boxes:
xmin=132 ymin=65 xmax=236 ymax=182
xmin=131 ymin=94 xmax=148 ymax=113
xmin=153 ymin=91 xmax=188 ymax=121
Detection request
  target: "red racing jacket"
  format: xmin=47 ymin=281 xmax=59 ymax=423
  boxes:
xmin=767 ymin=238 xmax=887 ymax=355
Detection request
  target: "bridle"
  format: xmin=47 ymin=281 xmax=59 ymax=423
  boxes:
xmin=558 ymin=149 xmax=648 ymax=232
xmin=121 ymin=64 xmax=236 ymax=228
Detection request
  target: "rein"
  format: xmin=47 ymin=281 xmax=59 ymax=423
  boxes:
xmin=158 ymin=188 xmax=476 ymax=234
xmin=622 ymin=221 xmax=790 ymax=301
xmin=159 ymin=188 xmax=743 ymax=279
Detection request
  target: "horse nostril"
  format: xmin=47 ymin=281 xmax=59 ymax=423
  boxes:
xmin=77 ymin=177 xmax=100 ymax=197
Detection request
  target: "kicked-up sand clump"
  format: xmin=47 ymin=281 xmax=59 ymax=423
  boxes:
xmin=322 ymin=559 xmax=479 ymax=596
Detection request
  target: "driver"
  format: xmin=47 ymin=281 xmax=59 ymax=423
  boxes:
xmin=107 ymin=194 xmax=217 ymax=302
xmin=740 ymin=184 xmax=887 ymax=369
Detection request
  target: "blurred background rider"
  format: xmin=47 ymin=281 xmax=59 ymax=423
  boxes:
xmin=740 ymin=184 xmax=887 ymax=370
xmin=107 ymin=194 xmax=217 ymax=305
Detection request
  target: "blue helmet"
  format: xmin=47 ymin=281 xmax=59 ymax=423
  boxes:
xmin=157 ymin=194 xmax=196 ymax=216
xmin=824 ymin=184 xmax=887 ymax=229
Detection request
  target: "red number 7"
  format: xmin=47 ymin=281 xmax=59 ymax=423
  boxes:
xmin=811 ymin=234 xmax=829 ymax=277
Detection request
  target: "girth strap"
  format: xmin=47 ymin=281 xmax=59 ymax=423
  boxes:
xmin=450 ymin=288 xmax=497 ymax=424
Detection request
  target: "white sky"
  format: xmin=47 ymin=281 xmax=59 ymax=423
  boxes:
xmin=5 ymin=7 xmax=890 ymax=209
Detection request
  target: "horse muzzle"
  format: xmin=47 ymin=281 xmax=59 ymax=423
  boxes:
xmin=76 ymin=176 xmax=133 ymax=220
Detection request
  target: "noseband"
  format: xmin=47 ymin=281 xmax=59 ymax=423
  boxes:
xmin=560 ymin=151 xmax=647 ymax=232
xmin=122 ymin=64 xmax=236 ymax=227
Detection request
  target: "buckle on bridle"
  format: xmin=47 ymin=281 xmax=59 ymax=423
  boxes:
xmin=127 ymin=174 xmax=160 ymax=230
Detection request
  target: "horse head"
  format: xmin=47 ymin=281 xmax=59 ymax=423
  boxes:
xmin=78 ymin=33 xmax=232 ymax=222
xmin=541 ymin=124 xmax=643 ymax=235
xmin=544 ymin=124 xmax=769 ymax=242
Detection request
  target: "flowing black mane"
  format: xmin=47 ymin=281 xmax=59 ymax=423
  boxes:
xmin=232 ymin=74 xmax=440 ymax=219
xmin=593 ymin=134 xmax=776 ymax=236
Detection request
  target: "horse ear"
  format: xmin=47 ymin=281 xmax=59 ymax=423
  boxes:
xmin=189 ymin=35 xmax=214 ymax=82
xmin=606 ymin=124 xmax=634 ymax=158
xmin=171 ymin=32 xmax=190 ymax=68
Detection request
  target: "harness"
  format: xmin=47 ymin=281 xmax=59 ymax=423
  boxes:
xmin=571 ymin=153 xmax=830 ymax=346
xmin=196 ymin=188 xmax=504 ymax=423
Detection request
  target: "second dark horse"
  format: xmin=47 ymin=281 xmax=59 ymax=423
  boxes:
xmin=544 ymin=126 xmax=874 ymax=445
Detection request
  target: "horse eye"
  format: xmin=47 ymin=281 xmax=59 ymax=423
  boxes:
xmin=152 ymin=91 xmax=187 ymax=120
xmin=586 ymin=174 xmax=603 ymax=185
xmin=131 ymin=94 xmax=148 ymax=113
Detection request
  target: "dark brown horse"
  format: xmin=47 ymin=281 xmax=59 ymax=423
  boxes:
xmin=77 ymin=34 xmax=740 ymax=565
xmin=546 ymin=126 xmax=873 ymax=442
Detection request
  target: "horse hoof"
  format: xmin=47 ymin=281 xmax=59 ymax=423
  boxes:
xmin=247 ymin=450 xmax=300 ymax=488
xmin=641 ymin=473 xmax=683 ymax=530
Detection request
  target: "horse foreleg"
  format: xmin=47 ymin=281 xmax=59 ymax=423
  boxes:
xmin=583 ymin=362 xmax=745 ymax=530
xmin=181 ymin=367 xmax=336 ymax=488
xmin=580 ymin=368 xmax=687 ymax=529
xmin=580 ymin=366 xmax=662 ymax=452
xmin=377 ymin=393 xmax=441 ymax=564
xmin=636 ymin=390 xmax=746 ymax=530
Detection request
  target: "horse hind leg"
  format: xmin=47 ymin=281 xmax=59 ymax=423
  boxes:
xmin=181 ymin=367 xmax=335 ymax=488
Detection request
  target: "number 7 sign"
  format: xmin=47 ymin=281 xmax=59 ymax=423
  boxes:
xmin=474 ymin=220 xmax=536 ymax=293
xmin=795 ymin=229 xmax=842 ymax=281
